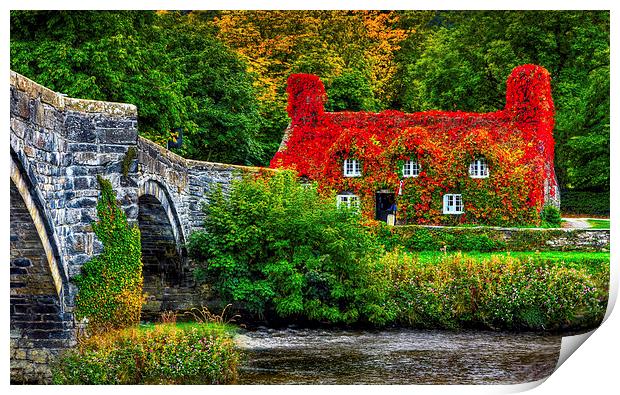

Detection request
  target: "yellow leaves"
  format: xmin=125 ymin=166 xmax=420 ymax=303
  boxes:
xmin=212 ymin=11 xmax=410 ymax=108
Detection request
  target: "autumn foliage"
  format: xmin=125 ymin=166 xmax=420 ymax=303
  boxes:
xmin=271 ymin=65 xmax=557 ymax=226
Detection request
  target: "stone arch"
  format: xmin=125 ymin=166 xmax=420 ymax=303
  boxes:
xmin=138 ymin=179 xmax=189 ymax=317
xmin=10 ymin=153 xmax=67 ymax=303
xmin=138 ymin=179 xmax=185 ymax=249
xmin=10 ymin=158 xmax=72 ymax=383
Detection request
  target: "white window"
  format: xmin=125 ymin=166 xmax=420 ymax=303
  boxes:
xmin=343 ymin=159 xmax=361 ymax=177
xmin=402 ymin=160 xmax=420 ymax=177
xmin=337 ymin=194 xmax=360 ymax=209
xmin=443 ymin=194 xmax=464 ymax=214
xmin=469 ymin=157 xmax=489 ymax=178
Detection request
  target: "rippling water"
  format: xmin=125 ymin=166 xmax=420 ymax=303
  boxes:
xmin=235 ymin=328 xmax=562 ymax=384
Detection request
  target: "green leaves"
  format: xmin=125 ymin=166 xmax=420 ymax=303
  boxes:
xmin=540 ymin=205 xmax=562 ymax=228
xmin=74 ymin=176 xmax=143 ymax=332
xmin=187 ymin=170 xmax=389 ymax=324
xmin=10 ymin=11 xmax=266 ymax=166
xmin=325 ymin=70 xmax=378 ymax=112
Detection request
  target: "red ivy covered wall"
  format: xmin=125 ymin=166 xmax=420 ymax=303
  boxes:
xmin=271 ymin=65 xmax=558 ymax=226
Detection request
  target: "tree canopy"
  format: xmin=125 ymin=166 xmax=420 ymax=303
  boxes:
xmin=10 ymin=10 xmax=609 ymax=193
xmin=11 ymin=10 xmax=264 ymax=165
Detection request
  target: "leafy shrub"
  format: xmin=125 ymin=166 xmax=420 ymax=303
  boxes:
xmin=74 ymin=176 xmax=143 ymax=332
xmin=540 ymin=204 xmax=562 ymax=227
xmin=187 ymin=170 xmax=393 ymax=325
xmin=380 ymin=250 xmax=608 ymax=331
xmin=52 ymin=323 xmax=238 ymax=384
xmin=561 ymin=190 xmax=610 ymax=216
xmin=405 ymin=227 xmax=440 ymax=251
xmin=450 ymin=232 xmax=506 ymax=252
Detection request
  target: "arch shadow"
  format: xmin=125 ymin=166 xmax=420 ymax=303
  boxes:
xmin=137 ymin=179 xmax=192 ymax=318
xmin=10 ymin=149 xmax=68 ymax=305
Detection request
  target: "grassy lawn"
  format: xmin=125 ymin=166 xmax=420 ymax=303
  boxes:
xmin=587 ymin=219 xmax=610 ymax=229
xmin=411 ymin=250 xmax=610 ymax=276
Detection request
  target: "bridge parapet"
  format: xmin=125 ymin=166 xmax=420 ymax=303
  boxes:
xmin=10 ymin=70 xmax=278 ymax=290
xmin=137 ymin=136 xmax=276 ymax=238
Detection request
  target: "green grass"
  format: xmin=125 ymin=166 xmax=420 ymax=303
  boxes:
xmin=138 ymin=321 xmax=236 ymax=334
xmin=411 ymin=250 xmax=610 ymax=276
xmin=587 ymin=219 xmax=610 ymax=229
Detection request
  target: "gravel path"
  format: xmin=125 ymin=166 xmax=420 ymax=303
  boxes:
xmin=561 ymin=218 xmax=591 ymax=229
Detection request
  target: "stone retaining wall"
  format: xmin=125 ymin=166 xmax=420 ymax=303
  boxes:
xmin=391 ymin=225 xmax=610 ymax=252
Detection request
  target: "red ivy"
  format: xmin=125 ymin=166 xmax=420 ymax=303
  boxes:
xmin=271 ymin=65 xmax=557 ymax=226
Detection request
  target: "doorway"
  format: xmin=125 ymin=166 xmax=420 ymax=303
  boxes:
xmin=375 ymin=191 xmax=395 ymax=222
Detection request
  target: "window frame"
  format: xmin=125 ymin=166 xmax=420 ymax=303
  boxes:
xmin=443 ymin=194 xmax=464 ymax=214
xmin=343 ymin=158 xmax=362 ymax=177
xmin=337 ymin=194 xmax=360 ymax=210
xmin=468 ymin=157 xmax=489 ymax=178
xmin=402 ymin=159 xmax=421 ymax=178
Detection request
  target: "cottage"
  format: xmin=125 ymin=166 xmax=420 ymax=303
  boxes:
xmin=271 ymin=65 xmax=559 ymax=226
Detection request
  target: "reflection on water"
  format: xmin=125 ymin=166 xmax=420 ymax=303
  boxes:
xmin=236 ymin=328 xmax=562 ymax=384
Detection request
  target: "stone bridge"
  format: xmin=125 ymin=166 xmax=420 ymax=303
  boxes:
xmin=9 ymin=71 xmax=269 ymax=382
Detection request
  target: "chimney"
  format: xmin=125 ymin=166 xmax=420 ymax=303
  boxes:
xmin=505 ymin=64 xmax=554 ymax=131
xmin=286 ymin=74 xmax=326 ymax=127
xmin=505 ymin=64 xmax=558 ymax=208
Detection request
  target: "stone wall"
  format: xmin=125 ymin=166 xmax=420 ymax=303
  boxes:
xmin=392 ymin=225 xmax=610 ymax=252
xmin=137 ymin=136 xmax=274 ymax=237
xmin=538 ymin=229 xmax=610 ymax=251
xmin=10 ymin=182 xmax=73 ymax=383
xmin=10 ymin=70 xmax=140 ymax=288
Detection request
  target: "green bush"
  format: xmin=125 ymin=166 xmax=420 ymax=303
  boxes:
xmin=187 ymin=170 xmax=393 ymax=325
xmin=381 ymin=250 xmax=608 ymax=331
xmin=52 ymin=323 xmax=239 ymax=384
xmin=74 ymin=176 xmax=143 ymax=332
xmin=561 ymin=190 xmax=610 ymax=216
xmin=540 ymin=204 xmax=562 ymax=227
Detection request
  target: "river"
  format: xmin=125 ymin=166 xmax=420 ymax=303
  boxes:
xmin=235 ymin=328 xmax=562 ymax=385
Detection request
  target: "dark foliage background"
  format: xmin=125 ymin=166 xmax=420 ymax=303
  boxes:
xmin=11 ymin=10 xmax=609 ymax=212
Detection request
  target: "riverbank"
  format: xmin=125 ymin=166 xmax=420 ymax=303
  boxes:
xmin=207 ymin=251 xmax=609 ymax=333
xmin=51 ymin=322 xmax=239 ymax=384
